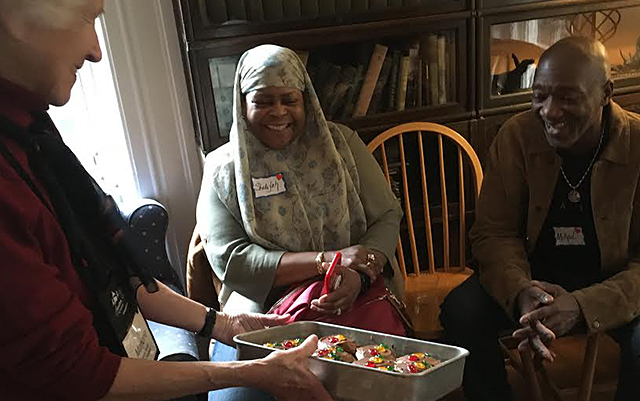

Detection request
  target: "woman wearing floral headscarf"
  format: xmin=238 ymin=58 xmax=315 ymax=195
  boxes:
xmin=196 ymin=44 xmax=403 ymax=400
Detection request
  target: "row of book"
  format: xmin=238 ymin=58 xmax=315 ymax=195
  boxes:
xmin=203 ymin=0 xmax=440 ymax=24
xmin=207 ymin=31 xmax=456 ymax=136
xmin=308 ymin=31 xmax=457 ymax=121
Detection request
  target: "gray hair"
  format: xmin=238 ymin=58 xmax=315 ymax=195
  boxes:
xmin=0 ymin=0 xmax=90 ymax=29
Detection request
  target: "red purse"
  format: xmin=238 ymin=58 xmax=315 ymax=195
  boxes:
xmin=268 ymin=276 xmax=409 ymax=336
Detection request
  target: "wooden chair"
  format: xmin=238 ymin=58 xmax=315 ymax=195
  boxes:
xmin=367 ymin=122 xmax=483 ymax=338
xmin=502 ymin=331 xmax=619 ymax=401
xmin=521 ymin=333 xmax=600 ymax=401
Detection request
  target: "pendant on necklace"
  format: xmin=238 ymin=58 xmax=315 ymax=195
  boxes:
xmin=568 ymin=189 xmax=581 ymax=203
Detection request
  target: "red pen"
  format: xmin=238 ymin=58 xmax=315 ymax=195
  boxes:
xmin=321 ymin=252 xmax=342 ymax=296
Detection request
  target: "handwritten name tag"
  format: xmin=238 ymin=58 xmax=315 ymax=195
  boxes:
xmin=252 ymin=173 xmax=286 ymax=198
xmin=553 ymin=227 xmax=586 ymax=246
xmin=123 ymin=308 xmax=158 ymax=360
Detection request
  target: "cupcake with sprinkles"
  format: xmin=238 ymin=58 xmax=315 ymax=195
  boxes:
xmin=263 ymin=337 xmax=303 ymax=350
xmin=355 ymin=343 xmax=396 ymax=360
xmin=317 ymin=334 xmax=357 ymax=354
xmin=394 ymin=352 xmax=441 ymax=374
xmin=354 ymin=355 xmax=398 ymax=372
xmin=313 ymin=346 xmax=356 ymax=363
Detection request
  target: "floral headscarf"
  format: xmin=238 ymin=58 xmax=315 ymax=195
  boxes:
xmin=212 ymin=44 xmax=367 ymax=252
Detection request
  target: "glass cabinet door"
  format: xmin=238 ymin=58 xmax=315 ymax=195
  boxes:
xmin=208 ymin=55 xmax=240 ymax=137
xmin=486 ymin=4 xmax=640 ymax=99
xmin=478 ymin=1 xmax=640 ymax=109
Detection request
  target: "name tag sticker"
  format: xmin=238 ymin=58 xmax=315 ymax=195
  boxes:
xmin=123 ymin=308 xmax=158 ymax=360
xmin=553 ymin=227 xmax=586 ymax=246
xmin=252 ymin=173 xmax=286 ymax=198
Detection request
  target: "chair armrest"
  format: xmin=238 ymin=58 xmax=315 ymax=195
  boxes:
xmin=122 ymin=199 xmax=203 ymax=364
xmin=148 ymin=320 xmax=199 ymax=362
xmin=122 ymin=198 xmax=184 ymax=292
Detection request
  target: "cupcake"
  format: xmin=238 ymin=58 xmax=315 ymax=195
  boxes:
xmin=313 ymin=346 xmax=356 ymax=363
xmin=317 ymin=334 xmax=357 ymax=354
xmin=263 ymin=337 xmax=303 ymax=350
xmin=354 ymin=355 xmax=398 ymax=372
xmin=355 ymin=344 xmax=396 ymax=360
xmin=394 ymin=352 xmax=441 ymax=374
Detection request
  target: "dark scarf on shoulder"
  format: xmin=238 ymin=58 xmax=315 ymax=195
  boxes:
xmin=0 ymin=111 xmax=157 ymax=355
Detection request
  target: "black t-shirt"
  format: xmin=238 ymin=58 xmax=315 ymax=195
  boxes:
xmin=529 ymin=131 xmax=608 ymax=292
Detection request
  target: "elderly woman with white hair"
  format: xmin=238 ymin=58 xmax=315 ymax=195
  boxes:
xmin=0 ymin=1 xmax=332 ymax=401
xmin=196 ymin=44 xmax=404 ymax=400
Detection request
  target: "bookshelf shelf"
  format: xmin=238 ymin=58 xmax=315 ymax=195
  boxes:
xmin=181 ymin=0 xmax=469 ymax=41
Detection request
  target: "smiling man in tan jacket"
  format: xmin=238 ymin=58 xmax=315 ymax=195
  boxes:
xmin=440 ymin=36 xmax=640 ymax=401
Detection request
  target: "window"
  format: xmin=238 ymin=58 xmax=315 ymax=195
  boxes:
xmin=49 ymin=17 xmax=137 ymax=205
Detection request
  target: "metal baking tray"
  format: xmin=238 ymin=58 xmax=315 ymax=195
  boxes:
xmin=234 ymin=321 xmax=468 ymax=401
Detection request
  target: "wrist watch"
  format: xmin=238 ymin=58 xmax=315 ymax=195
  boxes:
xmin=358 ymin=271 xmax=371 ymax=296
xmin=197 ymin=307 xmax=217 ymax=338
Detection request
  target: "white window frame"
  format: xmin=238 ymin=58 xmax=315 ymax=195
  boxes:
xmin=102 ymin=0 xmax=203 ymax=277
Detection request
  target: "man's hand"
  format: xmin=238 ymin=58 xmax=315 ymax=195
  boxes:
xmin=212 ymin=312 xmax=291 ymax=346
xmin=512 ymin=281 xmax=584 ymax=362
xmin=518 ymin=292 xmax=584 ymax=339
xmin=310 ymin=267 xmax=360 ymax=316
xmin=516 ymin=283 xmax=555 ymax=316
xmin=517 ymin=336 xmax=557 ymax=364
xmin=247 ymin=335 xmax=334 ymax=401
xmin=514 ymin=281 xmax=564 ymax=344
xmin=513 ymin=283 xmax=556 ymax=362
xmin=529 ymin=280 xmax=569 ymax=300
xmin=514 ymin=292 xmax=582 ymax=363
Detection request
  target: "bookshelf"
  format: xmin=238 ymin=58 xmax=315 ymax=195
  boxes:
xmin=175 ymin=0 xmax=640 ymax=155
xmin=174 ymin=0 xmax=640 ymax=268
xmin=176 ymin=2 xmax=472 ymax=151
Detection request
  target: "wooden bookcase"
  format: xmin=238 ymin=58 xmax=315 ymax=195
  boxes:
xmin=174 ymin=0 xmax=474 ymax=152
xmin=174 ymin=0 xmax=640 ymax=156
xmin=174 ymin=0 xmax=640 ymax=268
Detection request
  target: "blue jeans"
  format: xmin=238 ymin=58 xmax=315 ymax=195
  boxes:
xmin=440 ymin=273 xmax=640 ymax=401
xmin=208 ymin=341 xmax=275 ymax=401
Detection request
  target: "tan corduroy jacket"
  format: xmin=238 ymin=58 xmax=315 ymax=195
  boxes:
xmin=471 ymin=101 xmax=640 ymax=333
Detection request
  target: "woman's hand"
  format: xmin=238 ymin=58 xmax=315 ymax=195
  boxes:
xmin=245 ymin=335 xmax=334 ymax=401
xmin=212 ymin=312 xmax=291 ymax=346
xmin=309 ymin=267 xmax=361 ymax=316
xmin=326 ymin=245 xmax=386 ymax=280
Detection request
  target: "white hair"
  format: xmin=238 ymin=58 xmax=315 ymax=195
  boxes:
xmin=0 ymin=0 xmax=90 ymax=29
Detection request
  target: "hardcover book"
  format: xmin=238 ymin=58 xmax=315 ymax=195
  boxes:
xmin=353 ymin=44 xmax=389 ymax=117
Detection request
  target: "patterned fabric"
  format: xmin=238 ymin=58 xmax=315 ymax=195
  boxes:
xmin=211 ymin=44 xmax=367 ymax=252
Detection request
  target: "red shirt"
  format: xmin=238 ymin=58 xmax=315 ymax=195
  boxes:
xmin=0 ymin=78 xmax=121 ymax=401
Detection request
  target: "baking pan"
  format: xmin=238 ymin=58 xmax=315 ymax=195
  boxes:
xmin=234 ymin=321 xmax=468 ymax=401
